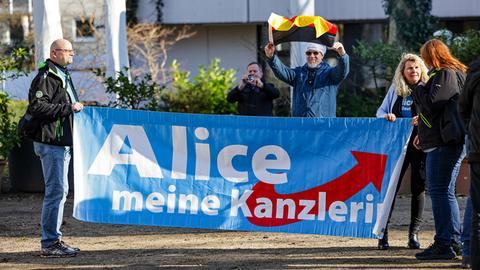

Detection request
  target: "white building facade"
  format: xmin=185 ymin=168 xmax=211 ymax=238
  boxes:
xmin=137 ymin=0 xmax=480 ymax=78
xmin=1 ymin=0 xmax=479 ymax=100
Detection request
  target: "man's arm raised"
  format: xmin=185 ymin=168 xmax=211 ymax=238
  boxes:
xmin=264 ymin=43 xmax=296 ymax=86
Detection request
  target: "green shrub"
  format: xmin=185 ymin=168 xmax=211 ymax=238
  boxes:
xmin=337 ymin=89 xmax=383 ymax=117
xmin=342 ymin=41 xmax=403 ymax=117
xmin=352 ymin=41 xmax=403 ymax=89
xmin=0 ymin=48 xmax=29 ymax=160
xmin=449 ymin=30 xmax=480 ymax=66
xmin=8 ymin=100 xmax=27 ymax=122
xmin=162 ymin=59 xmax=237 ymax=114
xmin=0 ymin=92 xmax=19 ymax=159
xmin=0 ymin=47 xmax=29 ymax=80
xmin=95 ymin=68 xmax=163 ymax=110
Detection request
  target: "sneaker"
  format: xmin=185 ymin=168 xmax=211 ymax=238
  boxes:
xmin=60 ymin=241 xmax=80 ymax=252
xmin=41 ymin=240 xmax=78 ymax=258
xmin=415 ymin=241 xmax=457 ymax=260
xmin=451 ymin=242 xmax=462 ymax=256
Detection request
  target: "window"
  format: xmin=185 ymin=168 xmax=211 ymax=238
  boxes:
xmin=73 ymin=18 xmax=96 ymax=42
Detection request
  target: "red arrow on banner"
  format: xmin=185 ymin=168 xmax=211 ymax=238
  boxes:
xmin=245 ymin=151 xmax=387 ymax=227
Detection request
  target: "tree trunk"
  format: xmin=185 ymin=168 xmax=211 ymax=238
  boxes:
xmin=387 ymin=0 xmax=408 ymax=46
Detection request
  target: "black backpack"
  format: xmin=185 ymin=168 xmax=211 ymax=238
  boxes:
xmin=17 ymin=111 xmax=40 ymax=139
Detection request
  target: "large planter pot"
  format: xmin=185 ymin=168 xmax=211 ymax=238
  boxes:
xmin=9 ymin=138 xmax=73 ymax=193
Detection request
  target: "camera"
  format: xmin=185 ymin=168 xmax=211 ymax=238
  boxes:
xmin=247 ymin=74 xmax=255 ymax=83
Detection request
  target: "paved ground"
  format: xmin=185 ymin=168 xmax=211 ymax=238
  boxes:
xmin=0 ymin=193 xmax=470 ymax=270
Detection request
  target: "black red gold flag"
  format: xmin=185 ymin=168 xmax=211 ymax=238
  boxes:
xmin=268 ymin=13 xmax=337 ymax=47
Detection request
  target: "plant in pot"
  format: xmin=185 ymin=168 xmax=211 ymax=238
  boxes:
xmin=0 ymin=47 xmax=30 ymax=191
xmin=0 ymin=91 xmax=20 ymax=190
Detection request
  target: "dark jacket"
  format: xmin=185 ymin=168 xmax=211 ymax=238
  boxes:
xmin=459 ymin=59 xmax=480 ymax=162
xmin=413 ymin=68 xmax=465 ymax=149
xmin=27 ymin=59 xmax=78 ymax=146
xmin=227 ymin=81 xmax=280 ymax=116
xmin=267 ymin=54 xmax=349 ymax=117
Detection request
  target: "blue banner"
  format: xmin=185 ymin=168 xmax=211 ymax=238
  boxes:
xmin=73 ymin=107 xmax=412 ymax=238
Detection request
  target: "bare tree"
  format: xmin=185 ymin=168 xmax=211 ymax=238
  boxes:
xmin=127 ymin=24 xmax=196 ymax=84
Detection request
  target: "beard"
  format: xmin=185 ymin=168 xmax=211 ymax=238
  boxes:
xmin=307 ymin=62 xmax=319 ymax=69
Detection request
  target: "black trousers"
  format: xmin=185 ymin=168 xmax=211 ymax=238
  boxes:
xmin=470 ymin=162 xmax=480 ymax=270
xmin=385 ymin=143 xmax=426 ymax=235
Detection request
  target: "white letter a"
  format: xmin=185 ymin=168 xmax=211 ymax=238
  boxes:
xmin=88 ymin=124 xmax=163 ymax=178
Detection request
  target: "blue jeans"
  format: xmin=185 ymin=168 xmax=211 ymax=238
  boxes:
xmin=426 ymin=144 xmax=465 ymax=245
xmin=462 ymin=196 xmax=472 ymax=257
xmin=33 ymin=142 xmax=71 ymax=248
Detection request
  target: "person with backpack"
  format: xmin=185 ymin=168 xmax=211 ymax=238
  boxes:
xmin=412 ymin=39 xmax=467 ymax=260
xmin=26 ymin=39 xmax=83 ymax=258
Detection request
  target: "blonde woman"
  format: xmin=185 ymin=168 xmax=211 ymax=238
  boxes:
xmin=376 ymin=53 xmax=429 ymax=250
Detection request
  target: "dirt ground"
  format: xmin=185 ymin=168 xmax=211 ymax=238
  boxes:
xmin=0 ymin=192 xmax=469 ymax=270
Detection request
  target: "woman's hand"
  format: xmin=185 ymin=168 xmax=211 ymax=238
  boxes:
xmin=413 ymin=135 xmax=421 ymax=150
xmin=411 ymin=116 xmax=419 ymax=126
xmin=385 ymin=113 xmax=396 ymax=122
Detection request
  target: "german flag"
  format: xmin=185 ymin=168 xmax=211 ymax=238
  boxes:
xmin=268 ymin=13 xmax=337 ymax=47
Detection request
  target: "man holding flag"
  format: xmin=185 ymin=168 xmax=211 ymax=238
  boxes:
xmin=264 ymin=41 xmax=349 ymax=117
xmin=263 ymin=13 xmax=349 ymax=117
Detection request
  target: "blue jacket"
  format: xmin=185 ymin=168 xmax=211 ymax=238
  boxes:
xmin=376 ymin=85 xmax=398 ymax=118
xmin=267 ymin=54 xmax=349 ymax=117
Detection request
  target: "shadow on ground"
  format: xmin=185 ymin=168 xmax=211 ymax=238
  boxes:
xmin=0 ymin=246 xmax=461 ymax=269
xmin=0 ymin=193 xmax=467 ymax=269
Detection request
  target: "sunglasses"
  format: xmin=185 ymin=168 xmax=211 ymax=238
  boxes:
xmin=305 ymin=51 xmax=319 ymax=56
xmin=55 ymin=49 xmax=75 ymax=54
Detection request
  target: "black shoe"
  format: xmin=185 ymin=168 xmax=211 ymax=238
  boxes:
xmin=451 ymin=242 xmax=462 ymax=256
xmin=41 ymin=240 xmax=78 ymax=258
xmin=415 ymin=241 xmax=456 ymax=260
xmin=408 ymin=233 xmax=421 ymax=249
xmin=60 ymin=240 xmax=80 ymax=252
xmin=378 ymin=235 xmax=389 ymax=250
